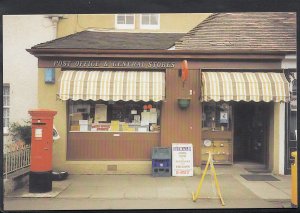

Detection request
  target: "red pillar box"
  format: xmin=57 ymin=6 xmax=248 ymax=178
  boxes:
xmin=28 ymin=109 xmax=57 ymax=193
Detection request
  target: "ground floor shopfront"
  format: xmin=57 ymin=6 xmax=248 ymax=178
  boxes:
xmin=33 ymin=52 xmax=289 ymax=175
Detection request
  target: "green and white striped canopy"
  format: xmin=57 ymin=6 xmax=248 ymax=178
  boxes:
xmin=58 ymin=70 xmax=165 ymax=102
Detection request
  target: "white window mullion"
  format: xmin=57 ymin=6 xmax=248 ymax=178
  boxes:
xmin=3 ymin=85 xmax=10 ymax=134
xmin=115 ymin=14 xmax=135 ymax=29
xmin=140 ymin=14 xmax=160 ymax=30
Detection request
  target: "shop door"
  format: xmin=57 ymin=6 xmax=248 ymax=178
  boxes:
xmin=233 ymin=102 xmax=269 ymax=164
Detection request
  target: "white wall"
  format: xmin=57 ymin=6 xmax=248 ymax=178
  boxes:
xmin=281 ymin=54 xmax=296 ymax=69
xmin=3 ymin=15 xmax=55 ymax=144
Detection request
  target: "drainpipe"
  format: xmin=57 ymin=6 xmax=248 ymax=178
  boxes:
xmin=46 ymin=15 xmax=63 ymax=39
xmin=51 ymin=16 xmax=59 ymax=39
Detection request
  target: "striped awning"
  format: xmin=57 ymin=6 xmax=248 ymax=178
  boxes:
xmin=201 ymin=72 xmax=289 ymax=102
xmin=58 ymin=71 xmax=165 ymax=102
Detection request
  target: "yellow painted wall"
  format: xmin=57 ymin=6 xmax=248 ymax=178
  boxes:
xmin=57 ymin=13 xmax=211 ymax=38
xmin=267 ymin=102 xmax=282 ymax=174
xmin=38 ymin=68 xmax=154 ymax=174
xmin=272 ymin=103 xmax=280 ymax=174
xmin=268 ymin=104 xmax=274 ymax=172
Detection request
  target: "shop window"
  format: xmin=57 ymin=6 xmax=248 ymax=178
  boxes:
xmin=115 ymin=14 xmax=135 ymax=29
xmin=202 ymin=102 xmax=232 ymax=131
xmin=140 ymin=14 xmax=160 ymax=30
xmin=68 ymin=100 xmax=161 ymax=132
xmin=3 ymin=85 xmax=10 ymax=134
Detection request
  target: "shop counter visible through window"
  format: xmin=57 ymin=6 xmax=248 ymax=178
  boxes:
xmin=68 ymin=100 xmax=161 ymax=133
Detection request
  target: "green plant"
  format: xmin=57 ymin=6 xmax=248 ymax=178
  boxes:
xmin=9 ymin=120 xmax=32 ymax=145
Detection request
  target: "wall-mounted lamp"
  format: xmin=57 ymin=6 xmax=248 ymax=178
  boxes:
xmin=44 ymin=68 xmax=55 ymax=84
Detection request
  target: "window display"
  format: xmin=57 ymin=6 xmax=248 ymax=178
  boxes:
xmin=202 ymin=102 xmax=233 ymax=164
xmin=68 ymin=100 xmax=161 ymax=132
xmin=202 ymin=102 xmax=232 ymax=131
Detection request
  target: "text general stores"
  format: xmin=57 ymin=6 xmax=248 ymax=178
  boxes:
xmin=53 ymin=60 xmax=175 ymax=69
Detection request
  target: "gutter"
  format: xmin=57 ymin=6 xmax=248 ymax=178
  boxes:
xmin=26 ymin=48 xmax=290 ymax=60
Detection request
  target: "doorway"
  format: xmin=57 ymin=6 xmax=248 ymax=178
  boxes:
xmin=233 ymin=102 xmax=270 ymax=166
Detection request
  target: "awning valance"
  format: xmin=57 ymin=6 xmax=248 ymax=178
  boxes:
xmin=58 ymin=71 xmax=165 ymax=102
xmin=201 ymin=72 xmax=289 ymax=102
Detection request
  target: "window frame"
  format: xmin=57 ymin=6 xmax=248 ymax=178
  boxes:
xmin=115 ymin=14 xmax=135 ymax=30
xmin=68 ymin=100 xmax=161 ymax=133
xmin=140 ymin=14 xmax=160 ymax=30
xmin=3 ymin=84 xmax=10 ymax=134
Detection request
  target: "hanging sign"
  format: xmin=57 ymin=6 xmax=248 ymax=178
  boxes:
xmin=172 ymin=143 xmax=193 ymax=176
xmin=181 ymin=60 xmax=189 ymax=82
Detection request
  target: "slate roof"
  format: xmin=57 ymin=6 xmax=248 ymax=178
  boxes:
xmin=32 ymin=30 xmax=184 ymax=50
xmin=175 ymin=12 xmax=296 ymax=52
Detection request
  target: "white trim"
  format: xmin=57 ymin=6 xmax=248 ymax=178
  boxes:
xmin=278 ymin=103 xmax=285 ymax=175
xmin=140 ymin=14 xmax=160 ymax=30
xmin=3 ymin=127 xmax=9 ymax=134
xmin=115 ymin=14 xmax=135 ymax=30
xmin=281 ymin=54 xmax=297 ymax=69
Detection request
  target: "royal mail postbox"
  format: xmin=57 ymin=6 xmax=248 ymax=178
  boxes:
xmin=28 ymin=109 xmax=57 ymax=193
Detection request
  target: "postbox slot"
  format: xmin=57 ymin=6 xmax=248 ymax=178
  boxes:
xmin=33 ymin=123 xmax=46 ymax=125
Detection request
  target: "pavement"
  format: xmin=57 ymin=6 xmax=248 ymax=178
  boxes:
xmin=3 ymin=162 xmax=294 ymax=211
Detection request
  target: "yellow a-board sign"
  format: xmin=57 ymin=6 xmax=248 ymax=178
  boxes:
xmin=192 ymin=152 xmax=225 ymax=206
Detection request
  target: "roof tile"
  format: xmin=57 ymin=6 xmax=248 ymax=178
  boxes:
xmin=175 ymin=12 xmax=296 ymax=52
xmin=32 ymin=31 xmax=184 ymax=50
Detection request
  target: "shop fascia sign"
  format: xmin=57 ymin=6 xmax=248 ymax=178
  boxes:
xmin=48 ymin=59 xmax=176 ymax=69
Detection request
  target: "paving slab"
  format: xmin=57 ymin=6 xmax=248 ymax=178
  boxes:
xmin=238 ymin=182 xmax=290 ymax=200
xmin=56 ymin=185 xmax=98 ymax=198
xmin=89 ymin=186 xmax=125 ymax=199
xmin=157 ymin=186 xmax=190 ymax=199
xmin=4 ymin=197 xmax=286 ymax=210
xmin=124 ymin=186 xmax=157 ymax=199
xmin=6 ymin=181 xmax=70 ymax=198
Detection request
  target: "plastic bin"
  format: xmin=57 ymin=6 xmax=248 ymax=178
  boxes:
xmin=152 ymin=147 xmax=172 ymax=177
xmin=152 ymin=167 xmax=171 ymax=177
xmin=152 ymin=147 xmax=171 ymax=159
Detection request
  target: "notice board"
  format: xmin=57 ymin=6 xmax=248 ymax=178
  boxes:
xmin=172 ymin=143 xmax=193 ymax=176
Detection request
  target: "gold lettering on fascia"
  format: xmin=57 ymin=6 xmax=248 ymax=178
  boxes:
xmin=53 ymin=60 xmax=175 ymax=69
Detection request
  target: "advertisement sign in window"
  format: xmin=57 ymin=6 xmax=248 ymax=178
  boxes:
xmin=172 ymin=143 xmax=193 ymax=176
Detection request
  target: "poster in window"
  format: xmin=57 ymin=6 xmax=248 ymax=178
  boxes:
xmin=220 ymin=111 xmax=228 ymax=123
xmin=95 ymin=104 xmax=107 ymax=122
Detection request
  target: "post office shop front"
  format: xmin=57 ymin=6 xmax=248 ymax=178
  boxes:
xmin=28 ymin=30 xmax=291 ymax=175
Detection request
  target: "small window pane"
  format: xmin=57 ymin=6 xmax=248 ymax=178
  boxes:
xmin=150 ymin=14 xmax=158 ymax=25
xmin=117 ymin=15 xmax=125 ymax=24
xmin=126 ymin=15 xmax=134 ymax=24
xmin=3 ymin=86 xmax=9 ymax=95
xmin=3 ymin=109 xmax=9 ymax=127
xmin=142 ymin=15 xmax=150 ymax=25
